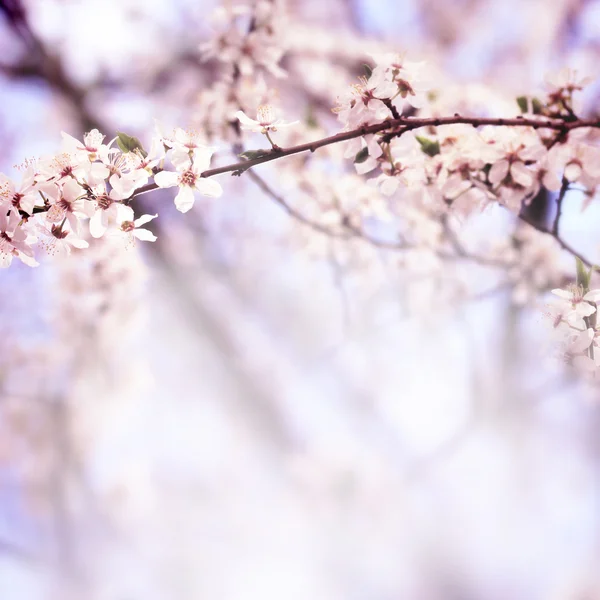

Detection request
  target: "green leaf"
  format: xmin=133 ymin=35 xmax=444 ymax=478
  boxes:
xmin=116 ymin=131 xmax=147 ymax=157
xmin=576 ymin=257 xmax=591 ymax=292
xmin=362 ymin=63 xmax=373 ymax=79
xmin=238 ymin=149 xmax=271 ymax=161
xmin=531 ymin=98 xmax=543 ymax=115
xmin=354 ymin=147 xmax=369 ymax=164
xmin=515 ymin=96 xmax=544 ymax=115
xmin=305 ymin=107 xmax=319 ymax=129
xmin=415 ymin=135 xmax=440 ymax=157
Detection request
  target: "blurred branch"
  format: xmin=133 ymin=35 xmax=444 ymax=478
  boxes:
xmin=0 ymin=536 xmax=38 ymax=563
xmin=552 ymin=177 xmax=570 ymax=236
xmin=0 ymin=0 xmax=106 ymax=132
xmin=519 ymin=210 xmax=592 ymax=267
xmin=147 ymin=236 xmax=300 ymax=453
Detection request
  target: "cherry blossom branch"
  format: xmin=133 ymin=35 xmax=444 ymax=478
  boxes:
xmin=132 ymin=114 xmax=600 ymax=201
xmin=128 ymin=113 xmax=600 ymax=270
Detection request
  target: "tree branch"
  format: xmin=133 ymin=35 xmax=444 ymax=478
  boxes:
xmin=552 ymin=177 xmax=570 ymax=236
xmin=519 ymin=211 xmax=593 ymax=267
xmin=132 ymin=114 xmax=599 ymax=198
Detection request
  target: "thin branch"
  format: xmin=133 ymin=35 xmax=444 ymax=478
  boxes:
xmin=552 ymin=177 xmax=570 ymax=236
xmin=248 ymin=169 xmax=415 ymax=250
xmin=519 ymin=211 xmax=593 ymax=267
xmin=247 ymin=170 xmax=352 ymax=239
xmin=440 ymin=214 xmax=506 ymax=268
xmin=131 ymin=114 xmax=600 ymax=198
xmin=246 ymin=170 xmax=518 ymax=274
xmin=0 ymin=537 xmax=38 ymax=563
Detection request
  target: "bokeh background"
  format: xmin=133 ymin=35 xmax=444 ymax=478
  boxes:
xmin=2 ymin=0 xmax=600 ymax=598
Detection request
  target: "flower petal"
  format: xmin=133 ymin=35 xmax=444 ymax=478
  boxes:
xmin=577 ymin=303 xmax=596 ymax=317
xmin=564 ymin=162 xmax=582 ymax=182
xmin=489 ymin=159 xmax=509 ymax=185
xmin=70 ymin=238 xmax=89 ymax=249
xmin=584 ymin=289 xmax=600 ymax=303
xmin=195 ymin=178 xmax=223 ymax=198
xmin=154 ymin=171 xmax=180 ymax=188
xmin=174 ymin=186 xmax=195 ymax=213
xmin=134 ymin=228 xmax=157 ymax=242
xmin=510 ymin=161 xmax=533 ymax=187
xmin=235 ymin=111 xmax=260 ymax=129
xmin=551 ymin=288 xmax=572 ymax=299
xmin=570 ymin=328 xmax=594 ymax=353
xmin=191 ymin=147 xmax=215 ymax=173
xmin=89 ymin=210 xmax=107 ymax=239
xmin=134 ymin=213 xmax=158 ymax=227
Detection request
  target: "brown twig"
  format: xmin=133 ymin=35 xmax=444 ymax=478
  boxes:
xmin=132 ymin=114 xmax=599 ymax=198
xmin=519 ymin=211 xmax=593 ymax=267
xmin=552 ymin=177 xmax=570 ymax=236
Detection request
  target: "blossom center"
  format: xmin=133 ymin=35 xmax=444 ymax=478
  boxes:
xmin=50 ymin=224 xmax=68 ymax=239
xmin=97 ymin=195 xmax=112 ymax=210
xmin=12 ymin=193 xmax=23 ymax=209
xmin=120 ymin=220 xmax=135 ymax=232
xmin=180 ymin=169 xmax=197 ymax=187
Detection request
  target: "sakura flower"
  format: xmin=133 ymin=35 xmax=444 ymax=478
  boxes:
xmin=104 ymin=141 xmax=163 ymax=201
xmin=61 ymin=129 xmax=110 ymax=163
xmin=113 ymin=205 xmax=157 ymax=244
xmin=531 ymin=155 xmax=563 ymax=193
xmin=551 ymin=285 xmax=600 ymax=329
xmin=37 ymin=222 xmax=89 ymax=257
xmin=0 ymin=208 xmax=37 ymax=268
xmin=566 ymin=327 xmax=594 ymax=356
xmin=89 ymin=190 xmax=121 ymax=239
xmin=235 ymin=105 xmax=298 ymax=133
xmin=154 ymin=150 xmax=222 ymax=213
xmin=545 ymin=67 xmax=592 ymax=115
xmin=200 ymin=6 xmax=287 ymax=78
xmin=438 ymin=132 xmax=487 ymax=207
xmin=484 ymin=127 xmax=546 ymax=189
xmin=367 ymin=133 xmax=425 ymax=194
xmin=109 ymin=173 xmax=142 ymax=201
xmin=547 ymin=138 xmax=600 ymax=186
xmin=169 ymin=128 xmax=211 ymax=166
xmin=334 ymin=77 xmax=393 ymax=128
xmin=0 ymin=166 xmax=42 ymax=215
xmin=345 ymin=134 xmax=384 ymax=175
xmin=544 ymin=299 xmax=574 ymax=331
xmin=45 ymin=179 xmax=94 ymax=233
xmin=545 ymin=67 xmax=592 ymax=94
xmin=38 ymin=152 xmax=108 ymax=187
xmin=369 ymin=53 xmax=430 ymax=110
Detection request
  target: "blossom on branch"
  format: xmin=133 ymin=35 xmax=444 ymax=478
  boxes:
xmin=0 ymin=208 xmax=37 ymax=268
xmin=154 ymin=150 xmax=223 ymax=213
xmin=551 ymin=286 xmax=600 ymax=329
xmin=113 ymin=206 xmax=158 ymax=245
xmin=236 ymin=105 xmax=298 ymax=133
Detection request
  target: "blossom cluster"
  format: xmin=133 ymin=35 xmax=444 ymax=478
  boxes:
xmin=0 ymin=128 xmax=224 ymax=267
xmin=547 ymin=284 xmax=600 ymax=377
xmin=335 ymin=59 xmax=600 ymax=217
xmin=200 ymin=1 xmax=288 ymax=79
